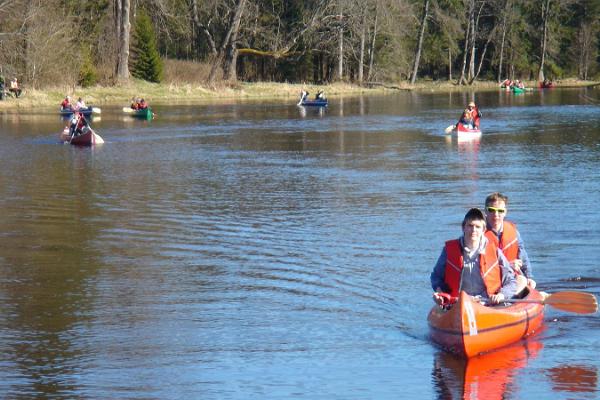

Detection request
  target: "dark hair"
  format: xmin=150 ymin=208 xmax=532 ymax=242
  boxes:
xmin=485 ymin=192 xmax=509 ymax=207
xmin=462 ymin=208 xmax=486 ymax=228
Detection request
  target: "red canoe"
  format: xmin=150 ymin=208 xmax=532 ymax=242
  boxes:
xmin=59 ymin=126 xmax=104 ymax=146
xmin=428 ymin=289 xmax=545 ymax=357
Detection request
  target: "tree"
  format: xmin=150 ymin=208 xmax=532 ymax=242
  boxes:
xmin=116 ymin=0 xmax=131 ymax=81
xmin=410 ymin=0 xmax=430 ymax=84
xmin=131 ymin=11 xmax=163 ymax=82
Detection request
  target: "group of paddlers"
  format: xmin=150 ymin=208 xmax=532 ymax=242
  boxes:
xmin=431 ymin=192 xmax=536 ymax=306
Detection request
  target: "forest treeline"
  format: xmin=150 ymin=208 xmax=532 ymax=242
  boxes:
xmin=0 ymin=0 xmax=599 ymax=89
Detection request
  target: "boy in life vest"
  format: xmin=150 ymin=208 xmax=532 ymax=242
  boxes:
xmin=430 ymin=208 xmax=517 ymax=305
xmin=484 ymin=192 xmax=536 ymax=291
xmin=467 ymin=101 xmax=481 ymax=128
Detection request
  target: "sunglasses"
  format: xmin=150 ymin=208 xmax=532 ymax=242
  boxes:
xmin=486 ymin=206 xmax=506 ymax=214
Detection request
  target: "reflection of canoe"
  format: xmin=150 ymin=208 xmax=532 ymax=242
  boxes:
xmin=123 ymin=106 xmax=153 ymax=119
xmin=428 ymin=289 xmax=545 ymax=357
xmin=433 ymin=339 xmax=543 ymax=400
xmin=59 ymin=126 xmax=104 ymax=146
xmin=59 ymin=107 xmax=101 ymax=116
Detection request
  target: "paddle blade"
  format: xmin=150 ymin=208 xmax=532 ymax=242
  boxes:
xmin=92 ymin=107 xmax=101 ymax=114
xmin=122 ymin=107 xmax=134 ymax=113
xmin=545 ymin=291 xmax=598 ymax=314
xmin=444 ymin=125 xmax=455 ymax=134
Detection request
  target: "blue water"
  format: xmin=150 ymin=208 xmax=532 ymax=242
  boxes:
xmin=0 ymin=87 xmax=599 ymax=399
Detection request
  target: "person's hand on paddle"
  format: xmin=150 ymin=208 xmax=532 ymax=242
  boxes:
xmin=489 ymin=293 xmax=505 ymax=305
xmin=527 ymin=278 xmax=537 ymax=289
xmin=433 ymin=292 xmax=445 ymax=305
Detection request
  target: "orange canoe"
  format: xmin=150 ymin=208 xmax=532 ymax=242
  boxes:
xmin=428 ymin=289 xmax=545 ymax=357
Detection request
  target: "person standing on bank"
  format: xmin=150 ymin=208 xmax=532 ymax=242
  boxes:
xmin=484 ymin=192 xmax=536 ymax=290
xmin=431 ymin=208 xmax=517 ymax=305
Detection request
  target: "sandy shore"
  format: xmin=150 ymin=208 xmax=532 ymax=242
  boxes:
xmin=1 ymin=79 xmax=597 ymax=111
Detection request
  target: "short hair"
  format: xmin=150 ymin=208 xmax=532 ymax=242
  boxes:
xmin=485 ymin=192 xmax=508 ymax=207
xmin=462 ymin=208 xmax=486 ymax=228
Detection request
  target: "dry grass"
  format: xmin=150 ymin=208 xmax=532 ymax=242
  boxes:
xmin=1 ymin=70 xmax=598 ymax=111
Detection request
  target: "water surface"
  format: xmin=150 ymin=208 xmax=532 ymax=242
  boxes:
xmin=0 ymin=87 xmax=599 ymax=399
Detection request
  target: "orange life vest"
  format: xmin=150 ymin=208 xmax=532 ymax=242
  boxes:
xmin=444 ymin=239 xmax=502 ymax=297
xmin=485 ymin=221 xmax=518 ymax=262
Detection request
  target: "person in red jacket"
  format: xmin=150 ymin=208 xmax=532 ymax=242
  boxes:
xmin=467 ymin=101 xmax=481 ymax=128
xmin=60 ymin=95 xmax=72 ymax=111
xmin=430 ymin=208 xmax=517 ymax=305
xmin=484 ymin=192 xmax=536 ymax=291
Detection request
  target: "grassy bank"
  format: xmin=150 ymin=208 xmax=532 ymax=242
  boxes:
xmin=1 ymin=78 xmax=598 ymax=111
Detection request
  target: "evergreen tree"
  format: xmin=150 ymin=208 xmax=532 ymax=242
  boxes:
xmin=131 ymin=11 xmax=163 ymax=83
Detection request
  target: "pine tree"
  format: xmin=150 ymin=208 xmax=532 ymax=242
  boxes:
xmin=131 ymin=11 xmax=163 ymax=83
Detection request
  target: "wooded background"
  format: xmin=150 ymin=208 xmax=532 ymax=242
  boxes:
xmin=0 ymin=0 xmax=599 ymax=88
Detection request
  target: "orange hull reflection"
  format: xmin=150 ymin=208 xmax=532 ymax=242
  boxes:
xmin=433 ymin=339 xmax=544 ymax=400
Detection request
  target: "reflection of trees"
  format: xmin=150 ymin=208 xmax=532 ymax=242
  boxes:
xmin=0 ymin=151 xmax=106 ymax=396
xmin=432 ymin=339 xmax=543 ymax=400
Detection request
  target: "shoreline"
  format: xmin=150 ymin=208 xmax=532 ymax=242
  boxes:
xmin=1 ymin=79 xmax=598 ymax=111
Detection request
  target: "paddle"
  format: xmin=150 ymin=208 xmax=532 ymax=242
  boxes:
xmin=445 ymin=125 xmax=456 ymax=134
xmin=122 ymin=106 xmax=135 ymax=113
xmin=92 ymin=107 xmax=101 ymax=114
xmin=508 ymin=291 xmax=598 ymax=314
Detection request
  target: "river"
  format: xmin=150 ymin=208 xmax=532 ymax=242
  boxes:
xmin=0 ymin=87 xmax=599 ymax=399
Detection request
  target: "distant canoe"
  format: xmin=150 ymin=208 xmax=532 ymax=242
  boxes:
xmin=123 ymin=106 xmax=153 ymax=119
xmin=298 ymin=99 xmax=328 ymax=107
xmin=59 ymin=126 xmax=104 ymax=146
xmin=60 ymin=107 xmax=101 ymax=117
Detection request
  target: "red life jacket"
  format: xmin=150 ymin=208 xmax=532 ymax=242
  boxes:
xmin=444 ymin=239 xmax=502 ymax=297
xmin=485 ymin=221 xmax=518 ymax=263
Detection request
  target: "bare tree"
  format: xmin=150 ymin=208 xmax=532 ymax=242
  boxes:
xmin=116 ymin=0 xmax=131 ymax=81
xmin=410 ymin=0 xmax=430 ymax=84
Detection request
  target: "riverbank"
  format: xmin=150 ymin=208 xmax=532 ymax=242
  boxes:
xmin=1 ymin=78 xmax=598 ymax=110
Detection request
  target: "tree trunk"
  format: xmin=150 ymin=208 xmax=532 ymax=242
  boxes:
xmin=223 ymin=0 xmax=246 ymax=81
xmin=410 ymin=0 xmax=429 ymax=84
xmin=448 ymin=47 xmax=452 ymax=81
xmin=337 ymin=17 xmax=344 ymax=81
xmin=358 ymin=13 xmax=366 ymax=84
xmin=497 ymin=5 xmax=508 ymax=82
xmin=116 ymin=0 xmax=130 ymax=81
xmin=457 ymin=5 xmax=471 ymax=85
xmin=208 ymin=0 xmax=246 ymax=84
xmin=367 ymin=9 xmax=378 ymax=81
xmin=467 ymin=0 xmax=476 ymax=82
xmin=538 ymin=0 xmax=551 ymax=82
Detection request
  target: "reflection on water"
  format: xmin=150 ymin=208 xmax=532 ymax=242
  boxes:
xmin=547 ymin=364 xmax=598 ymax=393
xmin=432 ymin=340 xmax=544 ymax=400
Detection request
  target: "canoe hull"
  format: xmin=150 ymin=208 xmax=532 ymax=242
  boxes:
xmin=60 ymin=107 xmax=94 ymax=117
xmin=299 ymin=99 xmax=328 ymax=107
xmin=428 ymin=290 xmax=545 ymax=357
xmin=126 ymin=107 xmax=153 ymax=119
xmin=453 ymin=123 xmax=481 ymax=140
xmin=59 ymin=127 xmax=104 ymax=146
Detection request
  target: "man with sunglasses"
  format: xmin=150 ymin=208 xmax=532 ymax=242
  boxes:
xmin=484 ymin=192 xmax=536 ymax=290
xmin=431 ymin=208 xmax=517 ymax=305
